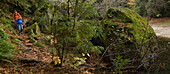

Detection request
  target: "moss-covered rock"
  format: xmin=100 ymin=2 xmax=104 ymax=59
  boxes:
xmin=100 ymin=8 xmax=157 ymax=69
xmin=25 ymin=22 xmax=41 ymax=35
xmin=26 ymin=22 xmax=40 ymax=42
xmin=102 ymin=8 xmax=156 ymax=45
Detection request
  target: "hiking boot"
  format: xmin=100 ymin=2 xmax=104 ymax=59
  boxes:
xmin=21 ymin=29 xmax=23 ymax=32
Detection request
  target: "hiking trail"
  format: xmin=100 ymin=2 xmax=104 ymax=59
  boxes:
xmin=149 ymin=17 xmax=170 ymax=41
xmin=4 ymin=17 xmax=55 ymax=64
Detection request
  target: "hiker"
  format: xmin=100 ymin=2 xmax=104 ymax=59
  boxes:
xmin=13 ymin=10 xmax=21 ymax=30
xmin=17 ymin=16 xmax=23 ymax=35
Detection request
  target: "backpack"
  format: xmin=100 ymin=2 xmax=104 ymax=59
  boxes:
xmin=14 ymin=13 xmax=20 ymax=19
xmin=17 ymin=19 xmax=22 ymax=24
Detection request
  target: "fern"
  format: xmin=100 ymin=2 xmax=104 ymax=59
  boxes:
xmin=0 ymin=27 xmax=15 ymax=62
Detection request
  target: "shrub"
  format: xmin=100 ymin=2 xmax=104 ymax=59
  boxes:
xmin=0 ymin=27 xmax=15 ymax=62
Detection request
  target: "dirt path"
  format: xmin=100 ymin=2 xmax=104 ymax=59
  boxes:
xmin=7 ymin=17 xmax=55 ymax=63
xmin=151 ymin=25 xmax=170 ymax=38
xmin=149 ymin=18 xmax=170 ymax=41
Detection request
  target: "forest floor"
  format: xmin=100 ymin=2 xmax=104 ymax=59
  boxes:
xmin=0 ymin=17 xmax=99 ymax=74
xmin=0 ymin=17 xmax=170 ymax=74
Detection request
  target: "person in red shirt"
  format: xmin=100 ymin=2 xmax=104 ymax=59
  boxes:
xmin=13 ymin=10 xmax=21 ymax=30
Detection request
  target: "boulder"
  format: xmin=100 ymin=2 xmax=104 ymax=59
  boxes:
xmin=100 ymin=8 xmax=158 ymax=69
xmin=102 ymin=8 xmax=156 ymax=45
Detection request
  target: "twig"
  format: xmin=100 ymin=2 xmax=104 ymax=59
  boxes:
xmin=97 ymin=42 xmax=114 ymax=66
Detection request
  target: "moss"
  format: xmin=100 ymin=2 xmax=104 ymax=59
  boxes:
xmin=26 ymin=22 xmax=41 ymax=42
xmin=30 ymin=29 xmax=38 ymax=39
xmin=0 ymin=27 xmax=9 ymax=40
xmin=102 ymin=8 xmax=156 ymax=46
xmin=105 ymin=8 xmax=133 ymax=23
xmin=25 ymin=22 xmax=40 ymax=35
xmin=4 ymin=23 xmax=17 ymax=35
xmin=29 ymin=37 xmax=36 ymax=43
xmin=100 ymin=8 xmax=158 ymax=69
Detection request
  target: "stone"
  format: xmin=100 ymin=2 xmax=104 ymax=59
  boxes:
xmin=100 ymin=8 xmax=157 ymax=69
xmin=101 ymin=8 xmax=157 ymax=46
xmin=18 ymin=43 xmax=27 ymax=49
xmin=25 ymin=22 xmax=40 ymax=42
xmin=25 ymin=22 xmax=40 ymax=35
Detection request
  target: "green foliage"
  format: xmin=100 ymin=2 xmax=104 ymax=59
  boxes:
xmin=0 ymin=0 xmax=48 ymax=16
xmin=31 ymin=0 xmax=104 ymax=65
xmin=0 ymin=26 xmax=9 ymax=40
xmin=134 ymin=0 xmax=170 ymax=17
xmin=0 ymin=38 xmax=14 ymax=60
xmin=101 ymin=8 xmax=156 ymax=48
xmin=0 ymin=27 xmax=15 ymax=62
xmin=38 ymin=37 xmax=51 ymax=45
xmin=111 ymin=55 xmax=131 ymax=74
xmin=25 ymin=22 xmax=40 ymax=35
xmin=0 ymin=20 xmax=18 ymax=63
xmin=97 ymin=8 xmax=158 ymax=70
xmin=25 ymin=22 xmax=41 ymax=42
xmin=54 ymin=21 xmax=101 ymax=53
xmin=156 ymin=14 xmax=162 ymax=18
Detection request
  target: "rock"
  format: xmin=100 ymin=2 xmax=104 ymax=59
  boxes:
xmin=18 ymin=43 xmax=27 ymax=49
xmin=101 ymin=8 xmax=156 ymax=46
xmin=25 ymin=22 xmax=41 ymax=35
xmin=25 ymin=22 xmax=40 ymax=42
xmin=98 ymin=8 xmax=157 ymax=69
